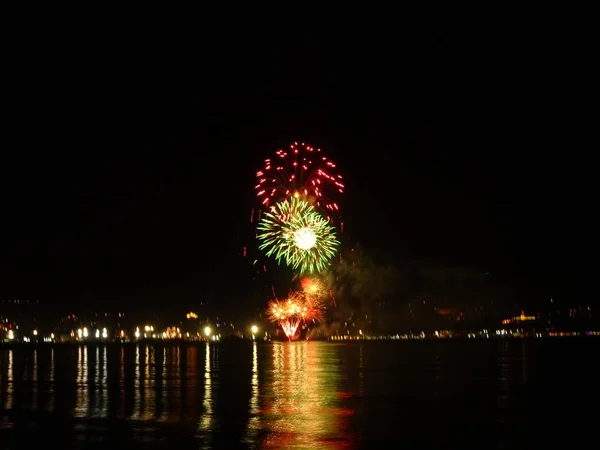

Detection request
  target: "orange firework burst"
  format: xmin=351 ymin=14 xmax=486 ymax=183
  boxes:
xmin=255 ymin=142 xmax=344 ymax=220
xmin=301 ymin=277 xmax=325 ymax=299
xmin=301 ymin=276 xmax=335 ymax=311
xmin=267 ymin=291 xmax=323 ymax=340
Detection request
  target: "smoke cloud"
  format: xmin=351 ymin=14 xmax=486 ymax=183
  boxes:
xmin=314 ymin=245 xmax=514 ymax=333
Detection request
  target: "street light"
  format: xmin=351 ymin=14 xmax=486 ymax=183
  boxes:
xmin=204 ymin=326 xmax=211 ymax=337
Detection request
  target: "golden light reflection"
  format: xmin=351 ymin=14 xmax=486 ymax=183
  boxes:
xmin=157 ymin=347 xmax=168 ymax=422
xmin=31 ymin=349 xmax=38 ymax=410
xmin=185 ymin=346 xmax=199 ymax=417
xmin=48 ymin=348 xmax=55 ymax=412
xmin=164 ymin=346 xmax=182 ymax=422
xmin=197 ymin=343 xmax=213 ymax=445
xmin=262 ymin=342 xmax=354 ymax=449
xmin=142 ymin=345 xmax=156 ymax=421
xmin=5 ymin=350 xmax=14 ymax=411
xmin=132 ymin=344 xmax=141 ymax=419
xmin=117 ymin=347 xmax=125 ymax=418
xmin=242 ymin=342 xmax=260 ymax=444
xmin=74 ymin=346 xmax=89 ymax=418
xmin=91 ymin=346 xmax=108 ymax=418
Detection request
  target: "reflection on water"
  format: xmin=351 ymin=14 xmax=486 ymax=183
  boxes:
xmin=167 ymin=345 xmax=181 ymax=421
xmin=197 ymin=342 xmax=212 ymax=447
xmin=143 ymin=345 xmax=155 ymax=421
xmin=265 ymin=342 xmax=354 ymax=448
xmin=48 ymin=348 xmax=55 ymax=412
xmin=5 ymin=350 xmax=14 ymax=412
xmin=74 ymin=346 xmax=89 ymax=418
xmin=185 ymin=346 xmax=198 ymax=418
xmin=117 ymin=347 xmax=125 ymax=417
xmin=158 ymin=347 xmax=167 ymax=422
xmin=243 ymin=341 xmax=260 ymax=444
xmin=90 ymin=345 xmax=108 ymax=418
xmin=31 ymin=350 xmax=38 ymax=410
xmin=1 ymin=340 xmax=598 ymax=448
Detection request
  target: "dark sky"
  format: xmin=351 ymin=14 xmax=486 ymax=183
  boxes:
xmin=1 ymin=10 xmax=598 ymax=313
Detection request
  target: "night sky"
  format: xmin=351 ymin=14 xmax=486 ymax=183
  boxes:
xmin=2 ymin=10 xmax=597 ymax=314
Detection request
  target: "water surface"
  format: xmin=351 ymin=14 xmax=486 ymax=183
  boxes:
xmin=0 ymin=339 xmax=597 ymax=448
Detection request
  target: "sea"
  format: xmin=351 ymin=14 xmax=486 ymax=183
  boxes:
xmin=0 ymin=339 xmax=597 ymax=449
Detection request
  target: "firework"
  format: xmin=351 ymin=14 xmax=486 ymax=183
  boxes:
xmin=257 ymin=197 xmax=339 ymax=274
xmin=300 ymin=277 xmax=326 ymax=300
xmin=280 ymin=318 xmax=302 ymax=341
xmin=267 ymin=291 xmax=323 ymax=340
xmin=255 ymin=142 xmax=344 ymax=218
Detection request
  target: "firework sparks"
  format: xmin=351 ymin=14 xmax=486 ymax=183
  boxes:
xmin=300 ymin=277 xmax=326 ymax=300
xmin=255 ymin=142 xmax=344 ymax=218
xmin=267 ymin=291 xmax=323 ymax=340
xmin=254 ymin=141 xmax=345 ymax=340
xmin=280 ymin=318 xmax=302 ymax=341
xmin=257 ymin=197 xmax=339 ymax=274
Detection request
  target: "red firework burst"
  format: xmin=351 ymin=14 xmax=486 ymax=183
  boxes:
xmin=255 ymin=142 xmax=344 ymax=218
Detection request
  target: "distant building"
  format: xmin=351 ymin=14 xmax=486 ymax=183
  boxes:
xmin=502 ymin=311 xmax=537 ymax=325
xmin=0 ymin=299 xmax=42 ymax=335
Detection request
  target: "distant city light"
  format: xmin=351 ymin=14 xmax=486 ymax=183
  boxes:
xmin=502 ymin=312 xmax=536 ymax=325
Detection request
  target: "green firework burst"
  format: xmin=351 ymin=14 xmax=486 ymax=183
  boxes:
xmin=257 ymin=197 xmax=339 ymax=274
